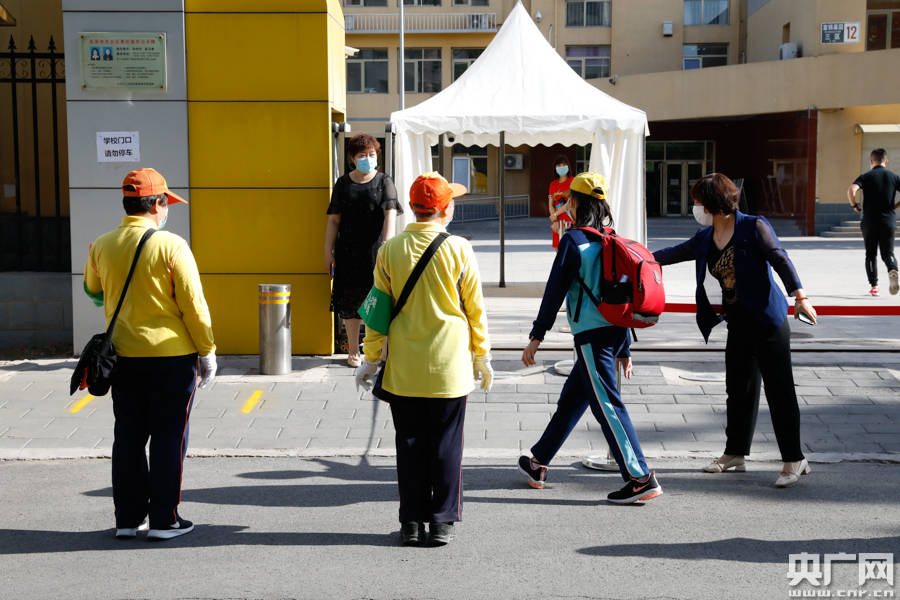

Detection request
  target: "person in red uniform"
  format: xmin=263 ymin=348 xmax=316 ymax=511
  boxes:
xmin=548 ymin=155 xmax=574 ymax=251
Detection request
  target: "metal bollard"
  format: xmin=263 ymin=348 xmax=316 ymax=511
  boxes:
xmin=258 ymin=284 xmax=291 ymax=375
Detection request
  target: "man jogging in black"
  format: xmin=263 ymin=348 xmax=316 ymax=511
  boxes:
xmin=848 ymin=148 xmax=900 ymax=296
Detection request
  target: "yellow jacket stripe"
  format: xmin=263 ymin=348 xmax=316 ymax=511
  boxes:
xmin=84 ymin=216 xmax=216 ymax=358
xmin=363 ymin=221 xmax=490 ymax=398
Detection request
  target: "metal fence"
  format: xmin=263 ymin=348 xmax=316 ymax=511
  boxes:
xmin=452 ymin=194 xmax=530 ymax=223
xmin=0 ymin=36 xmax=69 ymax=272
xmin=345 ymin=12 xmax=497 ymax=33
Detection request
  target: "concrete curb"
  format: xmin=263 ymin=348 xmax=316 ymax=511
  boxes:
xmin=2 ymin=447 xmax=898 ymax=464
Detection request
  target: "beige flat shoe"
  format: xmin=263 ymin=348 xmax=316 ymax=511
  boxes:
xmin=702 ymin=454 xmax=746 ymax=473
xmin=775 ymin=458 xmax=811 ymax=488
xmin=347 ymin=354 xmax=361 ymax=368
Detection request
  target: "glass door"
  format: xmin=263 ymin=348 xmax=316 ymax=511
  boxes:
xmin=665 ymin=162 xmax=683 ymax=216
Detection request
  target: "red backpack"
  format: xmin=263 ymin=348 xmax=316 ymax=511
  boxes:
xmin=573 ymin=227 xmax=665 ymax=329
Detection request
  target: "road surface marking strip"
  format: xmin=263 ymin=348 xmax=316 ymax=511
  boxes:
xmin=69 ymin=394 xmax=96 ymax=414
xmin=241 ymin=390 xmax=264 ymax=414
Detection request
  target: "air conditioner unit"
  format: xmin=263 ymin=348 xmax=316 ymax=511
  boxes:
xmin=779 ymin=42 xmax=800 ymax=60
xmin=504 ymin=154 xmax=524 ymax=170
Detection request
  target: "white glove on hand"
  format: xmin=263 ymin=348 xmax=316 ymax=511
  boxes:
xmin=355 ymin=359 xmax=381 ymax=393
xmin=473 ymin=354 xmax=494 ymax=392
xmin=198 ymin=352 xmax=217 ymax=390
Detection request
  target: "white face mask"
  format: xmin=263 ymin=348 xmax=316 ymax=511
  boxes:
xmin=693 ymin=204 xmax=713 ymax=226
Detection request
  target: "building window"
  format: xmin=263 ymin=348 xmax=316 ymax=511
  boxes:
xmin=347 ymin=49 xmax=388 ymax=94
xmin=684 ymin=0 xmax=729 ymax=25
xmin=453 ymin=0 xmax=489 ymax=6
xmin=344 ymin=0 xmax=387 ymax=6
xmin=404 ymin=48 xmax=442 ymax=93
xmin=452 ymin=144 xmax=488 ymax=193
xmin=452 ymin=48 xmax=483 ymax=80
xmin=682 ymin=44 xmax=727 ymax=69
xmin=404 ymin=0 xmax=441 ymax=5
xmin=566 ymin=46 xmax=611 ymax=79
xmin=565 ymin=0 xmax=611 ymax=27
xmin=867 ymin=9 xmax=900 ymax=50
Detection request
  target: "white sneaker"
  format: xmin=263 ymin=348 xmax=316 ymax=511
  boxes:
xmin=115 ymin=518 xmax=149 ymax=539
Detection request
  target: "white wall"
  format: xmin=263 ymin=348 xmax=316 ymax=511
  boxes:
xmin=63 ymin=0 xmax=188 ymax=352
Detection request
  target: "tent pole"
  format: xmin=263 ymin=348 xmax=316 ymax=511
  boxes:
xmin=499 ymin=131 xmax=506 ymax=288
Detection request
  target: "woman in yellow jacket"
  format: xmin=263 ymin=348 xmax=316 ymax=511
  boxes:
xmin=357 ymin=172 xmax=492 ymax=547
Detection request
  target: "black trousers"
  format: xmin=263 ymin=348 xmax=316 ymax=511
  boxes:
xmin=389 ymin=396 xmax=465 ymax=524
xmin=111 ymin=354 xmax=197 ymax=529
xmin=861 ymin=220 xmax=898 ymax=286
xmin=723 ymin=314 xmax=804 ymax=462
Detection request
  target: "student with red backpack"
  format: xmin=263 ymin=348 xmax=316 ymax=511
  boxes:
xmin=518 ymin=172 xmax=663 ymax=504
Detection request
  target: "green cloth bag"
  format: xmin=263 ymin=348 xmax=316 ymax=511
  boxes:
xmin=360 ymin=286 xmax=393 ymax=336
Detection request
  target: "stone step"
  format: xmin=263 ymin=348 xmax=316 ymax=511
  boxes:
xmin=821 ymin=230 xmax=863 ymax=238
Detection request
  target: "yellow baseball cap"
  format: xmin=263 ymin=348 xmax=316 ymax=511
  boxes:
xmin=569 ymin=172 xmax=607 ymax=200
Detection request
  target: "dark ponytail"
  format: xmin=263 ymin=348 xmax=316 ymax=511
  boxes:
xmin=570 ymin=189 xmax=613 ymax=229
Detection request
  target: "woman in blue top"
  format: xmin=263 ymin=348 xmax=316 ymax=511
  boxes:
xmin=518 ymin=172 xmax=662 ymax=505
xmin=654 ymin=173 xmax=818 ymax=488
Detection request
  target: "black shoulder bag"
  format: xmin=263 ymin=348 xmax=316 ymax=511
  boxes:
xmin=373 ymin=232 xmax=450 ymax=400
xmin=70 ymin=228 xmax=156 ymax=396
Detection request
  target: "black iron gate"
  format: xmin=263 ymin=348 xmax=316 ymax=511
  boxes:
xmin=0 ymin=35 xmax=69 ymax=272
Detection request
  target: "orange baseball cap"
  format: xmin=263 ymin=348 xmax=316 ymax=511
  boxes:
xmin=409 ymin=172 xmax=466 ymax=213
xmin=121 ymin=168 xmax=187 ymax=204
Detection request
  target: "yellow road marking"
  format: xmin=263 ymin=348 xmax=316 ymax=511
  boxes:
xmin=241 ymin=390 xmax=264 ymax=414
xmin=69 ymin=394 xmax=96 ymax=414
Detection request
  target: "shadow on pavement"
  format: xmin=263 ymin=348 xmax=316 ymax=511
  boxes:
xmin=577 ymin=536 xmax=900 ymax=563
xmin=0 ymin=526 xmax=396 ymax=555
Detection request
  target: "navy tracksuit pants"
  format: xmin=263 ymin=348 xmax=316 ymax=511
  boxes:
xmin=389 ymin=395 xmax=466 ymax=524
xmin=111 ymin=354 xmax=197 ymax=529
xmin=532 ymin=327 xmax=650 ymax=480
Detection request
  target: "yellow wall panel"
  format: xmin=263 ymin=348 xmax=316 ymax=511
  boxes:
xmin=327 ymin=15 xmax=346 ymax=113
xmin=186 ymin=13 xmax=327 ymax=101
xmin=186 ymin=0 xmax=330 ymax=12
xmin=191 ymin=189 xmax=330 ymax=274
xmin=201 ymin=274 xmax=333 ymax=355
xmin=189 ymin=102 xmax=331 ymax=188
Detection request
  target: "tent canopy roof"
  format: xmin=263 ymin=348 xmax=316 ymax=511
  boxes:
xmin=390 ymin=1 xmax=648 ymax=147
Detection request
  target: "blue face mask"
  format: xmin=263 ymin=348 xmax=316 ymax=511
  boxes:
xmin=158 ymin=213 xmax=167 ymax=230
xmin=556 ymin=165 xmax=569 ymax=177
xmin=356 ymin=156 xmax=377 ymax=174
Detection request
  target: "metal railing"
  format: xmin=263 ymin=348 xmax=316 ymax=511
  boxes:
xmin=0 ymin=36 xmax=69 ymax=272
xmin=452 ymin=194 xmax=529 ymax=223
xmin=345 ymin=12 xmax=497 ymax=33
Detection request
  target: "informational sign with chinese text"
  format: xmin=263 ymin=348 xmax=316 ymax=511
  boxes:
xmin=80 ymin=32 xmax=167 ymax=90
xmin=821 ymin=22 xmax=861 ymax=44
xmin=96 ymin=132 xmax=140 ymax=163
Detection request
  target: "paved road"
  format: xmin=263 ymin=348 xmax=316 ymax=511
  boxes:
xmin=1 ymin=457 xmax=897 ymax=600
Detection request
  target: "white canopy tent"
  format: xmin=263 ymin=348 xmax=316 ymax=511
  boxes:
xmin=390 ymin=1 xmax=649 ymax=281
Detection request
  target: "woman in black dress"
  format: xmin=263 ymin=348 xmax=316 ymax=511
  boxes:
xmin=324 ymin=134 xmax=402 ymax=367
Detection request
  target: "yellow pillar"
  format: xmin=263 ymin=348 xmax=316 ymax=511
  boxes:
xmin=184 ymin=0 xmax=345 ymax=354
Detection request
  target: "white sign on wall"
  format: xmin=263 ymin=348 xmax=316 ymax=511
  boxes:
xmin=96 ymin=131 xmax=140 ymax=162
xmin=821 ymin=22 xmax=861 ymax=44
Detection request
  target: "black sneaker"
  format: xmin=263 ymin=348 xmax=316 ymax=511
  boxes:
xmin=400 ymin=522 xmax=426 ymax=546
xmin=607 ymin=472 xmax=663 ymax=504
xmin=147 ymin=519 xmax=194 ymax=540
xmin=518 ymin=455 xmax=548 ymax=489
xmin=429 ymin=522 xmax=454 ymax=546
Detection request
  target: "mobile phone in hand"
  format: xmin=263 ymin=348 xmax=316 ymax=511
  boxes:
xmin=797 ymin=311 xmax=815 ymax=326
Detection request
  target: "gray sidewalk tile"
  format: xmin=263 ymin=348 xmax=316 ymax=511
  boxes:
xmin=628 ymin=394 xmax=677 ymax=403
xmin=676 ymin=394 xmax=726 ymax=404
xmin=485 ymin=393 xmax=549 ymax=403
xmin=863 ymin=424 xmax=900 ymax=433
xmin=801 ymin=396 xmax=873 ymax=405
xmin=640 ymin=385 xmax=704 ymax=395
xmin=516 ymin=384 xmax=563 ymax=394
xmin=646 ymin=404 xmax=715 ymax=413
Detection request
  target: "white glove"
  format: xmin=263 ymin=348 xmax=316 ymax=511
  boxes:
xmin=473 ymin=354 xmax=494 ymax=392
xmin=198 ymin=352 xmax=217 ymax=390
xmin=355 ymin=359 xmax=381 ymax=392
